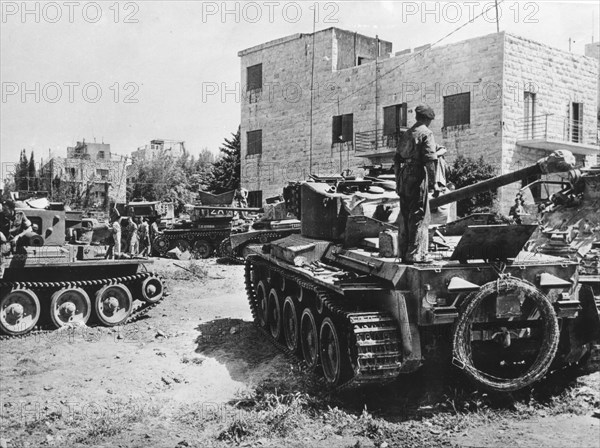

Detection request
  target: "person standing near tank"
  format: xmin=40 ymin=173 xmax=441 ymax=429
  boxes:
xmin=138 ymin=218 xmax=150 ymax=257
xmin=394 ymin=104 xmax=439 ymax=263
xmin=127 ymin=217 xmax=139 ymax=256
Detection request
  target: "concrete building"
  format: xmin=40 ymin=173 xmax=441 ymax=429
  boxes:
xmin=238 ymin=28 xmax=599 ymax=211
xmin=41 ymin=140 xmax=127 ymax=207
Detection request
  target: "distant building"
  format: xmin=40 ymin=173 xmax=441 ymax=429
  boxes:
xmin=41 ymin=140 xmax=127 ymax=207
xmin=239 ymin=28 xmax=599 ymax=211
xmin=127 ymin=139 xmax=186 ymax=184
xmin=131 ymin=139 xmax=186 ymax=163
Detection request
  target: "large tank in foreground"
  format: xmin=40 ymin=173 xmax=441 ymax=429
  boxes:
xmin=245 ymin=152 xmax=599 ymax=392
xmin=0 ymin=208 xmax=165 ymax=336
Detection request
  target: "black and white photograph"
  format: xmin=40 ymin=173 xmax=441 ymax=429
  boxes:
xmin=1 ymin=1 xmax=599 ymax=447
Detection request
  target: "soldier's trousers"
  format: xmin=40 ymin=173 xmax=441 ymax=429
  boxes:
xmin=396 ymin=165 xmax=430 ymax=262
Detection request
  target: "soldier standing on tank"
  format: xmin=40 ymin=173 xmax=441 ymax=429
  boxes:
xmin=394 ymin=104 xmax=439 ymax=263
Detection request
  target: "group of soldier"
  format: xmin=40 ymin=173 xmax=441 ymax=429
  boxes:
xmin=107 ymin=209 xmax=160 ymax=259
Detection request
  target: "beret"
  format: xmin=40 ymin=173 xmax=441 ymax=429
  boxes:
xmin=415 ymin=104 xmax=435 ymax=119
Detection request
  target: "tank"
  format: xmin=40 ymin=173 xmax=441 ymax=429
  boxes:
xmin=244 ymin=150 xmax=600 ymax=392
xmin=219 ymin=192 xmax=301 ymax=262
xmin=0 ymin=207 xmax=165 ymax=337
xmin=151 ymin=191 xmax=260 ymax=258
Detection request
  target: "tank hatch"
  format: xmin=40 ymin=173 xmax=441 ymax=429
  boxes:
xmin=450 ymin=224 xmax=537 ymax=262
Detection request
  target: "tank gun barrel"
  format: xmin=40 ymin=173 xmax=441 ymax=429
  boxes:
xmin=430 ymin=150 xmax=575 ymax=209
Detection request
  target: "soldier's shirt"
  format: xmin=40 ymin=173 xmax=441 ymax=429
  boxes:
xmin=396 ymin=122 xmax=438 ymax=163
xmin=9 ymin=211 xmax=32 ymax=237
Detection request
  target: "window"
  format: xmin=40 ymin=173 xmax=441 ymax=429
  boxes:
xmin=571 ymin=102 xmax=583 ymax=143
xmin=97 ymin=150 xmax=105 ymax=159
xmin=68 ymin=168 xmax=76 ymax=178
xmin=383 ymin=103 xmax=407 ymax=136
xmin=332 ymin=113 xmax=354 ymax=143
xmin=248 ymin=190 xmax=263 ymax=208
xmin=247 ymin=64 xmax=262 ymax=91
xmin=97 ymin=169 xmax=109 ymax=180
xmin=247 ymin=130 xmax=262 ymax=156
xmin=523 ymin=92 xmax=536 ymax=139
xmin=443 ymin=92 xmax=470 ymax=127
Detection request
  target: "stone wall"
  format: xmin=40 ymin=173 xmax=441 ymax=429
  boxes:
xmin=501 ymin=33 xmax=599 ymax=207
xmin=239 ymin=29 xmax=599 ymax=210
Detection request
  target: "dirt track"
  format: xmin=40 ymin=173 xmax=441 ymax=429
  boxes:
xmin=0 ymin=259 xmax=598 ymax=448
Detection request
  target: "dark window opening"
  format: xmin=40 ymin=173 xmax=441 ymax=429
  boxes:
xmin=247 ymin=130 xmax=263 ymax=156
xmin=571 ymin=102 xmax=583 ymax=143
xmin=523 ymin=92 xmax=536 ymax=139
xmin=97 ymin=151 xmax=105 ymax=160
xmin=248 ymin=190 xmax=262 ymax=208
xmin=68 ymin=168 xmax=76 ymax=178
xmin=97 ymin=169 xmax=109 ymax=180
xmin=332 ymin=113 xmax=354 ymax=143
xmin=443 ymin=92 xmax=470 ymax=127
xmin=383 ymin=103 xmax=407 ymax=136
xmin=247 ymin=64 xmax=262 ymax=91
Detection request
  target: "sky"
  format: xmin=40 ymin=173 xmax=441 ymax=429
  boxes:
xmin=1 ymin=0 xmax=599 ymax=177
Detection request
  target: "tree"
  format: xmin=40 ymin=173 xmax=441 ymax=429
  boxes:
xmin=446 ymin=155 xmax=497 ymax=216
xmin=27 ymin=151 xmax=38 ymax=191
xmin=209 ymin=126 xmax=240 ymax=194
xmin=14 ymin=149 xmax=29 ymax=191
xmin=127 ymin=147 xmax=216 ymax=213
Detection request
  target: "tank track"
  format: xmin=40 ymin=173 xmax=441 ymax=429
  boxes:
xmin=0 ymin=272 xmax=167 ymax=340
xmin=155 ymin=230 xmax=230 ymax=256
xmin=245 ymin=255 xmax=403 ymax=389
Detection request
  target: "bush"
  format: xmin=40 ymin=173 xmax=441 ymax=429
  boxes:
xmin=446 ymin=155 xmax=497 ymax=217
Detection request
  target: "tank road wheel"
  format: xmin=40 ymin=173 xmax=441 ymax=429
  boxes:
xmin=283 ymin=297 xmax=300 ymax=353
xmin=94 ymin=284 xmax=133 ymax=326
xmin=153 ymin=235 xmax=170 ymax=256
xmin=301 ymin=308 xmax=320 ymax=370
xmin=175 ymin=239 xmax=191 ymax=253
xmin=138 ymin=276 xmax=164 ymax=304
xmin=320 ymin=318 xmax=351 ymax=385
xmin=0 ymin=288 xmax=40 ymax=336
xmin=192 ymin=240 xmax=213 ymax=259
xmin=255 ymin=280 xmax=270 ymax=328
xmin=50 ymin=287 xmax=91 ymax=328
xmin=267 ymin=288 xmax=283 ymax=340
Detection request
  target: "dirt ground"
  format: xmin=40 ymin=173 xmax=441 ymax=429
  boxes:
xmin=0 ymin=258 xmax=598 ymax=448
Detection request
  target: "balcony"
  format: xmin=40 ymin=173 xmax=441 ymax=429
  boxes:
xmin=516 ymin=114 xmax=599 ymax=156
xmin=354 ymin=128 xmax=407 ymax=164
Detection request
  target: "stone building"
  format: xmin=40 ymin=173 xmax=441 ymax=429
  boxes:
xmin=238 ymin=28 xmax=599 ymax=211
xmin=127 ymin=139 xmax=186 ymax=184
xmin=41 ymin=140 xmax=127 ymax=207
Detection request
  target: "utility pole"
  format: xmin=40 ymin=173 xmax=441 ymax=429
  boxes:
xmin=494 ymin=0 xmax=500 ymax=33
xmin=569 ymin=38 xmax=575 ymax=52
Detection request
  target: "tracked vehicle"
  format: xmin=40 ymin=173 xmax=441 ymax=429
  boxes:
xmin=245 ymin=151 xmax=600 ymax=392
xmin=0 ymin=208 xmax=165 ymax=336
xmin=152 ymin=191 xmax=261 ymax=258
